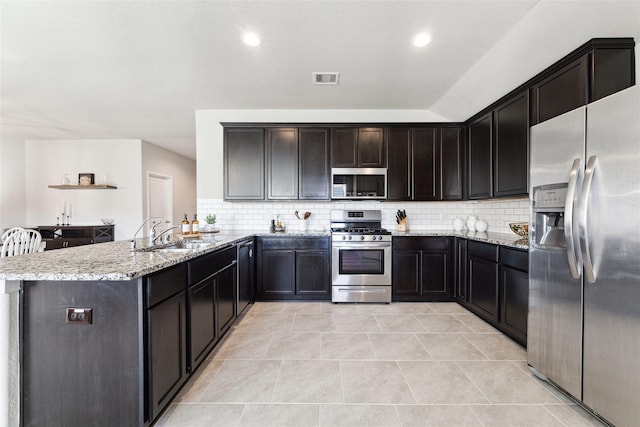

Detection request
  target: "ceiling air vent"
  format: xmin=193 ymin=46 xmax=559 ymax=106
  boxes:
xmin=312 ymin=72 xmax=340 ymax=85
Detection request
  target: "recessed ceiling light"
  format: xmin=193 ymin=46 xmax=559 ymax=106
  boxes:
xmin=242 ymin=32 xmax=262 ymax=47
xmin=413 ymin=33 xmax=432 ymax=48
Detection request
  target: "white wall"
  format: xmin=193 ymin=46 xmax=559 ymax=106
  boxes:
xmin=0 ymin=138 xmax=27 ymax=231
xmin=24 ymin=139 xmax=143 ymax=240
xmin=141 ymin=141 xmax=196 ymax=226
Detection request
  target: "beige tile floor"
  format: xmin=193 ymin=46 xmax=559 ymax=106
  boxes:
xmin=156 ymin=301 xmax=605 ymax=427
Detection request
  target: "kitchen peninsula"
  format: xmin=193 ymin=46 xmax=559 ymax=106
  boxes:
xmin=0 ymin=229 xmax=525 ymax=426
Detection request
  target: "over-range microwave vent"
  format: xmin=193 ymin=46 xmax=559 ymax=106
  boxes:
xmin=312 ymin=72 xmax=340 ymax=85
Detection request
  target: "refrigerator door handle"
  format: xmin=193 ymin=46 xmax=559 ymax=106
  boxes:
xmin=579 ymin=155 xmax=598 ymax=283
xmin=565 ymin=158 xmax=583 ymax=279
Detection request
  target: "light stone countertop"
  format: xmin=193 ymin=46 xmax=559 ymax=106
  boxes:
xmin=0 ymin=229 xmax=525 ymax=281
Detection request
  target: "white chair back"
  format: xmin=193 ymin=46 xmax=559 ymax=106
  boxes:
xmin=1 ymin=229 xmax=43 ymax=257
xmin=1 ymin=227 xmax=25 ymax=241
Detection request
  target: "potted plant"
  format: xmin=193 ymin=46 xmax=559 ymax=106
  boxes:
xmin=205 ymin=214 xmax=218 ymax=232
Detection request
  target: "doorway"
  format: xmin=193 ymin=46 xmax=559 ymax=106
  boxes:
xmin=147 ymin=172 xmax=173 ymax=236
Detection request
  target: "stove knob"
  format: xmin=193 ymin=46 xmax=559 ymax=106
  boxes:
xmin=360 ymin=235 xmax=365 ymax=241
xmin=342 ymin=236 xmax=346 ymax=241
xmin=348 ymin=236 xmax=352 ymax=241
xmin=377 ymin=236 xmax=383 ymax=241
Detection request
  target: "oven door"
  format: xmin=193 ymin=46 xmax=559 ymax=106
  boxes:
xmin=331 ymin=240 xmax=391 ymax=287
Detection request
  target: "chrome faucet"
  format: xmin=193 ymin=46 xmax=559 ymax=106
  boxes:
xmin=152 ymin=225 xmax=181 ymax=245
xmin=131 ymin=218 xmax=153 ymax=250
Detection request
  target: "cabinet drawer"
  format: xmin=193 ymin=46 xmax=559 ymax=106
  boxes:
xmin=260 ymin=237 xmax=329 ymax=250
xmin=146 ymin=263 xmax=187 ymax=308
xmin=468 ymin=241 xmax=498 ymax=262
xmin=189 ymin=246 xmax=236 ymax=285
xmin=393 ymin=236 xmax=450 ymax=251
xmin=500 ymin=247 xmax=528 ymax=271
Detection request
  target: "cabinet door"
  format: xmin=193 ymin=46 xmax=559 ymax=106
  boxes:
xmin=590 ymin=47 xmax=635 ymax=102
xmin=421 ymin=249 xmax=451 ymax=300
xmin=531 ymin=56 xmax=588 ymax=125
xmin=358 ymin=128 xmax=386 ymax=167
xmin=331 ymin=128 xmax=358 ymax=167
xmin=188 ymin=277 xmax=216 ymax=370
xmin=147 ymin=291 xmax=187 ymax=421
xmin=500 ymin=265 xmax=529 ymax=346
xmin=440 ymin=127 xmax=464 ymax=201
xmin=299 ymin=128 xmax=330 ymax=200
xmin=494 ymin=91 xmax=529 ymax=197
xmin=295 ymin=250 xmax=330 ymax=296
xmin=392 ymin=250 xmax=421 ymax=299
xmin=454 ymin=238 xmax=468 ymax=302
xmin=260 ymin=249 xmax=296 ymax=298
xmin=224 ymin=128 xmax=265 ymax=200
xmin=237 ymin=240 xmax=254 ymax=315
xmin=467 ymin=112 xmax=493 ymax=199
xmin=412 ymin=128 xmax=438 ymax=201
xmin=468 ymin=257 xmax=499 ymax=323
xmin=267 ymin=128 xmax=298 ymax=199
xmin=387 ymin=128 xmax=412 ymax=200
xmin=217 ymin=262 xmax=237 ymax=335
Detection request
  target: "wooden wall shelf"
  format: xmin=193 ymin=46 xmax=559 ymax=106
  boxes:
xmin=48 ymin=184 xmax=117 ymax=190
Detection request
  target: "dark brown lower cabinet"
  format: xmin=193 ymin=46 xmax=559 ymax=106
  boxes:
xmin=459 ymin=241 xmax=529 ymax=347
xmin=499 ymin=247 xmax=529 ymax=347
xmin=454 ymin=238 xmax=468 ymax=302
xmin=392 ymin=237 xmax=453 ymax=301
xmin=256 ymin=237 xmax=330 ymax=300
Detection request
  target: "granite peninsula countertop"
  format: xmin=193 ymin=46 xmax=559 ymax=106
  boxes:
xmin=0 ymin=228 xmax=525 ymax=281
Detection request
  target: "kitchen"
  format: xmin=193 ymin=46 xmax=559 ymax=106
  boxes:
xmin=1 ymin=1 xmax=640 ymax=426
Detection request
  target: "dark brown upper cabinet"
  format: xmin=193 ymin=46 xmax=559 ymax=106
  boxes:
xmin=266 ymin=128 xmax=298 ymax=199
xmin=331 ymin=127 xmax=386 ymax=167
xmin=387 ymin=126 xmax=463 ymax=201
xmin=493 ymin=91 xmax=529 ymax=197
xmin=530 ymin=38 xmax=635 ymax=125
xmin=224 ymin=127 xmax=265 ymax=200
xmin=467 ymin=113 xmax=493 ymax=200
xmin=266 ymin=127 xmax=330 ymax=200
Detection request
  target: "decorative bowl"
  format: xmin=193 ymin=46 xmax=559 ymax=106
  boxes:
xmin=509 ymin=222 xmax=529 ymax=237
xmin=101 ymin=218 xmax=114 ymax=225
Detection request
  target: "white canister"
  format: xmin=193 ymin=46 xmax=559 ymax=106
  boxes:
xmin=466 ymin=216 xmax=477 ymax=231
xmin=452 ymin=218 xmax=464 ymax=231
xmin=475 ymin=219 xmax=488 ymax=232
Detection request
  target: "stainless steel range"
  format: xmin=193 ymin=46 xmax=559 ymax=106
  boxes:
xmin=330 ymin=209 xmax=392 ymax=303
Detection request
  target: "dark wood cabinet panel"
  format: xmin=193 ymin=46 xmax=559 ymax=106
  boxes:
xmin=257 ymin=237 xmax=330 ymax=300
xmin=590 ymin=47 xmax=635 ymax=102
xmin=387 ymin=128 xmax=412 ymax=200
xmin=440 ymin=127 xmax=464 ymax=201
xmin=467 ymin=113 xmax=493 ymax=199
xmin=188 ymin=277 xmax=216 ymax=370
xmin=413 ymin=127 xmax=438 ymax=201
xmin=392 ymin=237 xmax=453 ymax=301
xmin=493 ymin=91 xmax=529 ymax=197
xmin=531 ymin=57 xmax=588 ymax=125
xmin=331 ymin=127 xmax=385 ymax=167
xmin=358 ymin=128 xmax=386 ymax=167
xmin=331 ymin=128 xmax=358 ymax=167
xmin=224 ymin=127 xmax=265 ymax=200
xmin=260 ymin=249 xmax=296 ymax=297
xmin=454 ymin=238 xmax=468 ymax=302
xmin=216 ymin=262 xmax=237 ymax=335
xmin=299 ymin=128 xmax=331 ymax=200
xmin=148 ymin=290 xmax=187 ymax=421
xmin=467 ymin=241 xmax=499 ymax=322
xmin=267 ymin=128 xmax=298 ymax=199
xmin=237 ymin=239 xmax=255 ymax=315
xmin=295 ymin=250 xmax=330 ymax=295
xmin=499 ymin=247 xmax=529 ymax=347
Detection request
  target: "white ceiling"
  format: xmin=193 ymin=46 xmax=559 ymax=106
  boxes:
xmin=1 ymin=1 xmax=639 ymax=160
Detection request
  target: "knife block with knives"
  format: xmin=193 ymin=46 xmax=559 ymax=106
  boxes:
xmin=396 ymin=209 xmax=409 ymax=232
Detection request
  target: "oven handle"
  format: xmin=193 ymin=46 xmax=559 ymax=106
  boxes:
xmin=335 ymin=287 xmax=388 ymax=293
xmin=332 ymin=241 xmax=391 ymax=249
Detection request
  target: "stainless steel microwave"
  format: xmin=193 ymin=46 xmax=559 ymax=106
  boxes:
xmin=331 ymin=168 xmax=387 ymax=200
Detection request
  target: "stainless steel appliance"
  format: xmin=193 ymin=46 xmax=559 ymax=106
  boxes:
xmin=528 ymin=85 xmax=640 ymax=427
xmin=331 ymin=168 xmax=387 ymax=200
xmin=330 ymin=209 xmax=391 ymax=302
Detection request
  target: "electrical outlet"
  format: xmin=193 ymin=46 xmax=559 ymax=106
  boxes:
xmin=66 ymin=308 xmax=92 ymax=324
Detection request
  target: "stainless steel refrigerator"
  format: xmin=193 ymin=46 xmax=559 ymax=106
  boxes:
xmin=528 ymin=84 xmax=640 ymax=427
